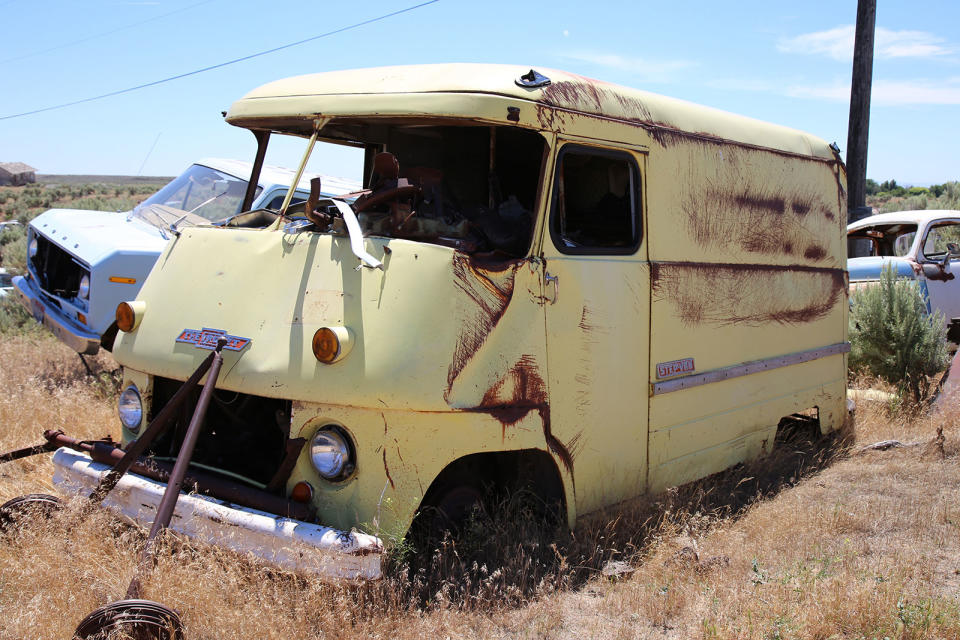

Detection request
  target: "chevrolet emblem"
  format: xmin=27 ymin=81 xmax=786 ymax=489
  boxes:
xmin=176 ymin=328 xmax=251 ymax=351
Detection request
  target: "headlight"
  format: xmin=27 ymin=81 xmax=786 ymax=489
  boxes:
xmin=309 ymin=427 xmax=354 ymax=480
xmin=28 ymin=236 xmax=38 ymax=259
xmin=78 ymin=274 xmax=90 ymax=299
xmin=118 ymin=385 xmax=143 ymax=434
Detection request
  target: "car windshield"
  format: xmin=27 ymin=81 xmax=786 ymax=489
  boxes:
xmin=280 ymin=120 xmax=546 ymax=257
xmin=133 ymin=164 xmax=262 ymax=225
xmin=848 ymin=223 xmax=917 ymax=257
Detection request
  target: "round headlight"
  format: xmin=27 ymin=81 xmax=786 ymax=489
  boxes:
xmin=78 ymin=274 xmax=90 ymax=300
xmin=118 ymin=385 xmax=143 ymax=434
xmin=309 ymin=427 xmax=354 ymax=480
xmin=28 ymin=237 xmax=38 ymax=259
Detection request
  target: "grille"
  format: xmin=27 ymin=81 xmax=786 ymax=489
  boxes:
xmin=31 ymin=232 xmax=86 ymax=299
xmin=147 ymin=377 xmax=292 ymax=487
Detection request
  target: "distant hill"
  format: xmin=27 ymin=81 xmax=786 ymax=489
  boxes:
xmin=36 ymin=174 xmax=174 ymax=185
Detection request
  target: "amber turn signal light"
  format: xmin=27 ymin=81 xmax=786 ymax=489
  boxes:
xmin=115 ymin=301 xmax=146 ymax=332
xmin=311 ymin=326 xmax=353 ymax=364
xmin=312 ymin=328 xmax=340 ymax=363
xmin=291 ymin=481 xmax=314 ymax=503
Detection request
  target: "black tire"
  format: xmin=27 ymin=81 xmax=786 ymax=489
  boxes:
xmin=0 ymin=493 xmax=63 ymax=533
xmin=74 ymin=599 xmax=184 ymax=640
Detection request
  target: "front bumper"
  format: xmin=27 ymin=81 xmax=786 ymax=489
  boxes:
xmin=52 ymin=448 xmax=384 ymax=580
xmin=13 ymin=275 xmax=100 ymax=355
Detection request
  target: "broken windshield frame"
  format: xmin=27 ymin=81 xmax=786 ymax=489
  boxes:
xmin=270 ymin=118 xmax=547 ymax=259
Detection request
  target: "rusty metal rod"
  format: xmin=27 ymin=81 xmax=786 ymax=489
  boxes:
xmin=88 ymin=442 xmax=312 ymax=521
xmin=0 ymin=439 xmax=58 ymax=463
xmin=127 ymin=339 xmax=226 ymax=599
xmin=89 ymin=351 xmax=215 ymax=505
xmin=37 ymin=431 xmax=312 ymax=521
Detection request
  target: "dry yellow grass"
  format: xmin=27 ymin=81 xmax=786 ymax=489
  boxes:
xmin=1 ymin=334 xmax=958 ymax=639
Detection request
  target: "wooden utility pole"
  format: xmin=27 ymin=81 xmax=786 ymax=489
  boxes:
xmin=846 ymin=0 xmax=876 ymax=225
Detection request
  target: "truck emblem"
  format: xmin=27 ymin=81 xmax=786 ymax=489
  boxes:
xmin=176 ymin=328 xmax=251 ymax=351
xmin=656 ymin=358 xmax=695 ymax=379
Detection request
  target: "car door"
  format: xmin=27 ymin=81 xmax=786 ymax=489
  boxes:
xmin=919 ymin=218 xmax=960 ymax=324
xmin=539 ymin=139 xmax=650 ymax=517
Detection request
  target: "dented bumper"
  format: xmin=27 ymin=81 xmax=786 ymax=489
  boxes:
xmin=52 ymin=448 xmax=383 ymax=580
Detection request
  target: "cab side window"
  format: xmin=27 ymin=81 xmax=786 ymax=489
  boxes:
xmin=550 ymin=146 xmax=641 ymax=254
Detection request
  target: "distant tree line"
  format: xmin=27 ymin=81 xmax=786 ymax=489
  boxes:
xmin=866 ymin=178 xmax=950 ymax=198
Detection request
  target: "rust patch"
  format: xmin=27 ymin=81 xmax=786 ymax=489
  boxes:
xmin=540 ymin=78 xmax=603 ymax=111
xmin=736 ymin=194 xmax=786 ymax=215
xmin=651 ymin=261 xmax=845 ymax=326
xmin=446 ymin=254 xmax=524 ymax=395
xmin=477 ymin=354 xmax=548 ymax=412
xmin=382 ymin=450 xmax=395 ymax=490
xmin=464 ymin=353 xmax=576 ymax=479
xmin=924 ymin=263 xmax=956 ymax=282
xmin=686 ymin=186 xmax=836 ymax=261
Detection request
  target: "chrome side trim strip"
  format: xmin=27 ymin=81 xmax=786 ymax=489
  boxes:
xmin=652 ymin=342 xmax=851 ymax=396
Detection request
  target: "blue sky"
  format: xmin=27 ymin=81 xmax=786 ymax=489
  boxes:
xmin=1 ymin=0 xmax=957 ymax=185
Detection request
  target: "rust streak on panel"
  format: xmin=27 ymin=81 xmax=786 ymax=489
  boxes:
xmin=685 ymin=187 xmax=837 ymax=261
xmin=651 ymin=261 xmax=845 ymax=326
xmin=382 ymin=450 xmax=395 ymax=490
xmin=446 ymin=254 xmax=524 ymax=394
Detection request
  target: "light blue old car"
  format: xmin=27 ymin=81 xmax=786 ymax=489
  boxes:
xmin=848 ymin=209 xmax=960 ymax=337
xmin=14 ymin=159 xmax=359 ymax=354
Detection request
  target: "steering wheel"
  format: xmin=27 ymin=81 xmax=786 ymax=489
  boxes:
xmin=353 ymin=185 xmax=421 ymax=213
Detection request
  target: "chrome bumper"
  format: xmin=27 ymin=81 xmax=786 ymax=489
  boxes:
xmin=52 ymin=448 xmax=384 ymax=580
xmin=12 ymin=275 xmax=100 ymax=355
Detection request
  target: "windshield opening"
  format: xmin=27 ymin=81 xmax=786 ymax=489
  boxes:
xmin=135 ymin=164 xmax=262 ymax=224
xmin=283 ymin=120 xmax=546 ymax=258
xmin=922 ymin=221 xmax=960 ymax=259
xmin=847 ymin=223 xmax=918 ymax=257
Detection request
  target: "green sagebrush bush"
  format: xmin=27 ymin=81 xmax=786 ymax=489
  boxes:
xmin=849 ymin=264 xmax=949 ymax=401
xmin=0 ymin=295 xmax=40 ymax=336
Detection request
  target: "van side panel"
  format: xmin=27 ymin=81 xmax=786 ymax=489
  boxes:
xmin=645 ymin=136 xmax=847 ymax=492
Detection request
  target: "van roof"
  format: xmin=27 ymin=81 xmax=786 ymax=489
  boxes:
xmin=226 ymin=63 xmax=836 ymax=161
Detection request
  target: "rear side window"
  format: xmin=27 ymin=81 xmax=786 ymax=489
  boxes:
xmin=550 ymin=145 xmax=642 ymax=255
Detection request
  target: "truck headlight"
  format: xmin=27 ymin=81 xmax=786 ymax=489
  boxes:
xmin=28 ymin=237 xmax=38 ymax=259
xmin=118 ymin=385 xmax=143 ymax=434
xmin=309 ymin=427 xmax=355 ymax=481
xmin=78 ymin=274 xmax=90 ymax=299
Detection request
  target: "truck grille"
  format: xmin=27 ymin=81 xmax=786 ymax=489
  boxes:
xmin=30 ymin=231 xmax=86 ymax=299
xmin=147 ymin=377 xmax=292 ymax=488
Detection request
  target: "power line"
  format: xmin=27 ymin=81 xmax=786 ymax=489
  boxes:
xmin=0 ymin=0 xmax=217 ymax=65
xmin=0 ymin=0 xmax=440 ymax=122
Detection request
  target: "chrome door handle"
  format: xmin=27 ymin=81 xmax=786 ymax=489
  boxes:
xmin=545 ymin=272 xmax=559 ymax=305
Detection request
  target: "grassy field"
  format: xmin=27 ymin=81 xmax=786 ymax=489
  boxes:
xmin=0 ymin=180 xmax=958 ymax=637
xmin=0 ymin=334 xmax=957 ymax=639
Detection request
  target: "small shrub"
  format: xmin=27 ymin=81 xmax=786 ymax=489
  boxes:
xmin=849 ymin=264 xmax=949 ymax=401
xmin=0 ymin=295 xmax=40 ymax=336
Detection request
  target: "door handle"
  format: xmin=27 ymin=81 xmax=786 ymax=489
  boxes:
xmin=545 ymin=272 xmax=559 ymax=305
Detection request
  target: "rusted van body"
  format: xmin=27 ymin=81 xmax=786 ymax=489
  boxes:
xmin=54 ymin=64 xmax=848 ymax=577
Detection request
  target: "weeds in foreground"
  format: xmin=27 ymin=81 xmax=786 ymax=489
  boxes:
xmin=1 ymin=336 xmax=959 ymax=639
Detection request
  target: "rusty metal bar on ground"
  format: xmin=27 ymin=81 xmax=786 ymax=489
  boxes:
xmin=0 ymin=439 xmax=59 ymax=463
xmin=89 ymin=350 xmax=216 ymax=505
xmin=127 ymin=338 xmax=226 ymax=600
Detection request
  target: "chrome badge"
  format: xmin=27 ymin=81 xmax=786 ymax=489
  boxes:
xmin=176 ymin=328 xmax=251 ymax=351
